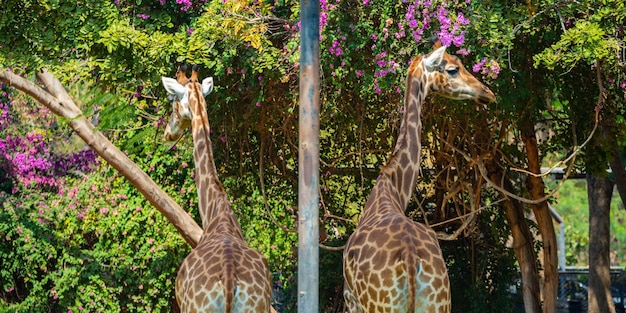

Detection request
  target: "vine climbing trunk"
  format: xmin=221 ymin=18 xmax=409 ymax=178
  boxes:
xmin=0 ymin=68 xmax=203 ymax=247
xmin=587 ymin=173 xmax=616 ymax=313
xmin=521 ymin=119 xmax=558 ymax=313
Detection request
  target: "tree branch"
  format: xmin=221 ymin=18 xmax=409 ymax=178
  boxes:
xmin=0 ymin=68 xmax=203 ymax=247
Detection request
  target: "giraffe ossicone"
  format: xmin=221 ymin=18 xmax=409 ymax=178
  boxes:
xmin=343 ymin=43 xmax=495 ymax=313
xmin=162 ymin=66 xmax=273 ymax=313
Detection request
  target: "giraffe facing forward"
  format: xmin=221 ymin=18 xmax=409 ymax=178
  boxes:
xmin=162 ymin=66 xmax=272 ymax=312
xmin=342 ymin=43 xmax=496 ymax=312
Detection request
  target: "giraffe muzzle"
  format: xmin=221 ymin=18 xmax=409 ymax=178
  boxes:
xmin=477 ymin=87 xmax=496 ymax=104
xmin=164 ymin=124 xmax=182 ymax=142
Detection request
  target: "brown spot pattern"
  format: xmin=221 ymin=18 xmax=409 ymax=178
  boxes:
xmin=344 ymin=45 xmax=495 ymax=313
xmin=164 ymin=69 xmax=272 ymax=313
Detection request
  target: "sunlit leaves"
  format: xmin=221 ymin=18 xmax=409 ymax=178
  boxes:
xmin=534 ymin=21 xmax=620 ymax=70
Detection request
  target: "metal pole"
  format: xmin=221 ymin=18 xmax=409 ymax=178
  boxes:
xmin=298 ymin=0 xmax=320 ymax=311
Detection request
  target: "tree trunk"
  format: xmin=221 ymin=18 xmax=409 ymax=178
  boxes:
xmin=486 ymin=157 xmax=542 ymax=313
xmin=0 ymin=68 xmax=203 ymax=247
xmin=587 ymin=173 xmax=616 ymax=313
xmin=609 ymin=146 xmax=626 ymax=209
xmin=521 ymin=121 xmax=558 ymax=313
xmin=604 ymin=124 xmax=626 ymax=210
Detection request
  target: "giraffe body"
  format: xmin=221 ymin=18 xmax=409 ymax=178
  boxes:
xmin=162 ymin=67 xmax=272 ymax=313
xmin=344 ymin=183 xmax=449 ymax=313
xmin=343 ymin=44 xmax=495 ymax=313
xmin=176 ymin=234 xmax=271 ymax=312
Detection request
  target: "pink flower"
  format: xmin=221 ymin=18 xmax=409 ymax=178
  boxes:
xmin=330 ymin=40 xmax=343 ymax=57
xmin=176 ymin=0 xmax=192 ymax=11
xmin=456 ymin=48 xmax=470 ymax=56
xmin=472 ymin=58 xmax=487 ymax=73
xmin=489 ymin=60 xmax=501 ymax=76
xmin=457 ymin=12 xmax=470 ymax=25
xmin=452 ymin=31 xmax=465 ymax=47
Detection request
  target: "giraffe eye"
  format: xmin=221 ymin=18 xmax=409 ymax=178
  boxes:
xmin=446 ymin=67 xmax=459 ymax=76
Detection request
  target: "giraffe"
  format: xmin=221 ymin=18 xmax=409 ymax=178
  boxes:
xmin=161 ymin=65 xmax=273 ymax=313
xmin=342 ymin=43 xmax=496 ymax=313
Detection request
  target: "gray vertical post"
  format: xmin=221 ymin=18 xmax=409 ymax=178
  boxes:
xmin=298 ymin=0 xmax=320 ymax=311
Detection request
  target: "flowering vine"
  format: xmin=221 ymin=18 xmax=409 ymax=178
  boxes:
xmin=315 ymin=0 xmax=499 ymax=97
xmin=0 ymin=84 xmax=99 ymax=193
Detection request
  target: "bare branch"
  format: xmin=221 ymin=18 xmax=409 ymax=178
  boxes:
xmin=259 ymin=133 xmax=297 ymax=234
xmin=319 ymin=243 xmax=345 ymax=251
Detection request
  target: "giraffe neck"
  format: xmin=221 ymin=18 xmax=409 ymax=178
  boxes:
xmin=379 ymin=57 xmax=430 ymax=211
xmin=187 ymin=85 xmax=239 ymax=235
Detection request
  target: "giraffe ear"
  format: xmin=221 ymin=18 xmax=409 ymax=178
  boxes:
xmin=162 ymin=77 xmax=187 ymax=99
xmin=423 ymin=46 xmax=447 ymax=72
xmin=201 ymin=77 xmax=214 ymax=97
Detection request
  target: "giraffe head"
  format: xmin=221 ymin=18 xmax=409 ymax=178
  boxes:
xmin=414 ymin=43 xmax=496 ymax=104
xmin=161 ymin=65 xmax=214 ymax=141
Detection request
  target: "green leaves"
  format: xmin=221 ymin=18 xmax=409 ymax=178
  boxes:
xmin=534 ymin=20 xmax=619 ymax=69
xmin=0 ymin=101 xmax=190 ymax=311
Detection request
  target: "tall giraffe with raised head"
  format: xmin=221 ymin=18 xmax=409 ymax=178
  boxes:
xmin=162 ymin=65 xmax=272 ymax=312
xmin=342 ymin=43 xmax=496 ymax=312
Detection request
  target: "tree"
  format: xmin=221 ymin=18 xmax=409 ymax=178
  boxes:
xmin=588 ymin=173 xmax=616 ymax=313
xmin=2 ymin=0 xmax=625 ymax=311
xmin=0 ymin=69 xmax=202 ymax=246
xmin=533 ymin=2 xmax=625 ymax=311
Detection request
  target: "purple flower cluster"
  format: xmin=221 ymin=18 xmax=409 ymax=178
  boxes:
xmin=373 ymin=51 xmax=400 ymax=82
xmin=472 ymin=57 xmax=501 ymax=79
xmin=319 ymin=0 xmax=479 ymax=95
xmin=403 ymin=1 xmax=469 ymax=47
xmin=329 ymin=38 xmax=344 ymax=57
xmin=435 ymin=8 xmax=469 ymax=47
xmin=319 ymin=0 xmax=337 ymax=38
xmin=176 ymin=0 xmax=193 ymax=12
xmin=0 ymin=87 xmax=99 ymax=193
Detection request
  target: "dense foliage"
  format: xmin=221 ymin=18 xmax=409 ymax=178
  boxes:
xmin=1 ymin=0 xmax=625 ymax=312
